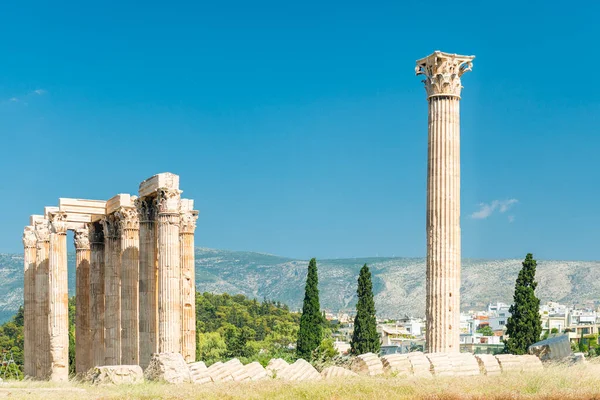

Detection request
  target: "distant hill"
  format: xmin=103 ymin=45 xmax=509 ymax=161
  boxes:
xmin=1 ymin=248 xmax=599 ymax=323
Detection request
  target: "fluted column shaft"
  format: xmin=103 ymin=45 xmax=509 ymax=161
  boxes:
xmin=118 ymin=207 xmax=140 ymax=365
xmin=416 ymin=51 xmax=473 ymax=353
xmin=23 ymin=226 xmax=37 ymax=378
xmin=157 ymin=188 xmax=181 ymax=353
xmin=34 ymin=220 xmax=50 ymax=379
xmin=48 ymin=212 xmax=69 ymax=381
xmin=102 ymin=215 xmax=121 ymax=365
xmin=180 ymin=210 xmax=198 ymax=362
xmin=74 ymin=229 xmax=91 ymax=374
xmin=89 ymin=223 xmax=105 ymax=367
xmin=426 ymin=96 xmax=461 ymax=353
xmin=136 ymin=197 xmax=157 ymax=368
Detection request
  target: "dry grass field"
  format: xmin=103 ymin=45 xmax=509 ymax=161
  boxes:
xmin=2 ymin=361 xmax=600 ymax=400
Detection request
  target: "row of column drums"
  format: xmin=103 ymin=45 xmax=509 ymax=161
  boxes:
xmin=21 ymin=173 xmax=198 ymax=381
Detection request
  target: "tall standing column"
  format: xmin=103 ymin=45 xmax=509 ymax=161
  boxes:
xmin=117 ymin=206 xmax=140 ymax=365
xmin=74 ymin=229 xmax=92 ymax=374
xmin=22 ymin=226 xmax=37 ymax=378
xmin=136 ymin=196 xmax=158 ymax=368
xmin=48 ymin=212 xmax=69 ymax=381
xmin=416 ymin=51 xmax=474 ymax=353
xmin=102 ymin=214 xmax=121 ymax=365
xmin=34 ymin=220 xmax=50 ymax=379
xmin=89 ymin=222 xmax=105 ymax=367
xmin=157 ymin=188 xmax=182 ymax=353
xmin=180 ymin=203 xmax=198 ymax=362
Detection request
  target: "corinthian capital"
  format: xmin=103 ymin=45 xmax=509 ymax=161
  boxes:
xmin=180 ymin=210 xmax=199 ymax=234
xmin=89 ymin=222 xmax=104 ymax=244
xmin=49 ymin=212 xmax=68 ymax=235
xmin=23 ymin=226 xmax=36 ymax=248
xmin=135 ymin=196 xmax=157 ymax=222
xmin=34 ymin=220 xmax=50 ymax=243
xmin=101 ymin=214 xmax=120 ymax=239
xmin=116 ymin=207 xmax=140 ymax=230
xmin=74 ymin=229 xmax=91 ymax=250
xmin=157 ymin=188 xmax=181 ymax=214
xmin=415 ymin=51 xmax=474 ymax=99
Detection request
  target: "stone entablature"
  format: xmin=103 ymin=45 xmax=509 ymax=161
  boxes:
xmin=22 ymin=172 xmax=198 ymax=381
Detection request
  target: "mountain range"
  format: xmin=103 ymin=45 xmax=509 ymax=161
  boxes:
xmin=0 ymin=248 xmax=598 ymax=323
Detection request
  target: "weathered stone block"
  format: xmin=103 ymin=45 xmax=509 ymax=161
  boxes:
xmin=475 ymin=354 xmax=501 ymax=376
xmin=244 ymin=361 xmax=269 ymax=381
xmin=426 ymin=353 xmax=454 ymax=377
xmin=447 ymin=353 xmax=480 ymax=376
xmin=277 ymin=359 xmax=321 ymax=381
xmin=381 ymin=354 xmax=412 ymax=377
xmin=407 ymin=352 xmax=432 ymax=377
xmin=139 ymin=173 xmax=180 ymax=197
xmin=266 ymin=358 xmax=289 ymax=378
xmin=144 ymin=352 xmax=191 ymax=384
xmin=351 ymin=353 xmax=384 ymax=376
xmin=189 ymin=361 xmax=212 ymax=385
xmin=207 ymin=361 xmax=233 ymax=382
xmin=87 ymin=365 xmax=144 ymax=385
xmin=321 ymin=366 xmax=358 ymax=379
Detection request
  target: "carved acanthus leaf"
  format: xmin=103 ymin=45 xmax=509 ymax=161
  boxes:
xmin=49 ymin=212 xmax=68 ymax=234
xmin=23 ymin=226 xmax=37 ymax=248
xmin=180 ymin=210 xmax=199 ymax=234
xmin=116 ymin=207 xmax=140 ymax=230
xmin=88 ymin=222 xmax=104 ymax=244
xmin=101 ymin=214 xmax=120 ymax=239
xmin=135 ymin=196 xmax=157 ymax=222
xmin=157 ymin=188 xmax=182 ymax=214
xmin=74 ymin=229 xmax=91 ymax=250
xmin=415 ymin=51 xmax=474 ymax=99
xmin=34 ymin=220 xmax=50 ymax=243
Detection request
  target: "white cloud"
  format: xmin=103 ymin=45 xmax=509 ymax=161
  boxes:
xmin=2 ymin=89 xmax=47 ymax=106
xmin=508 ymin=215 xmax=515 ymax=223
xmin=471 ymin=199 xmax=518 ymax=220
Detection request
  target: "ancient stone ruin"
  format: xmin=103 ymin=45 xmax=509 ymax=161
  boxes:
xmin=416 ymin=51 xmax=474 ymax=353
xmin=22 ymin=172 xmax=198 ymax=381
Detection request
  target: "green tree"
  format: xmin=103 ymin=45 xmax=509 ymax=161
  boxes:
xmin=504 ymin=253 xmax=542 ymax=354
xmin=296 ymin=258 xmax=323 ymax=359
xmin=350 ymin=264 xmax=380 ymax=355
xmin=477 ymin=325 xmax=494 ymax=337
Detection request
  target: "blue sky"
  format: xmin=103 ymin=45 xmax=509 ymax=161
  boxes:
xmin=1 ymin=1 xmax=599 ymax=260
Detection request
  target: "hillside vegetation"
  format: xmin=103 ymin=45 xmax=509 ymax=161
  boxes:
xmin=0 ymin=248 xmax=599 ymax=323
xmin=0 ymin=292 xmax=303 ymax=374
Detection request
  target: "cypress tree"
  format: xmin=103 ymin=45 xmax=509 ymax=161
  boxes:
xmin=351 ymin=264 xmax=380 ymax=355
xmin=296 ymin=258 xmax=323 ymax=359
xmin=504 ymin=253 xmax=542 ymax=354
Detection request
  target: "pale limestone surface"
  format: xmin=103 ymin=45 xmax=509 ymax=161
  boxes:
xmin=48 ymin=212 xmax=69 ymax=382
xmin=416 ymin=51 xmax=474 ymax=353
xmin=350 ymin=353 xmax=384 ymax=376
xmin=207 ymin=362 xmax=234 ymax=382
xmin=475 ymin=354 xmax=502 ymax=375
xmin=321 ymin=366 xmax=358 ymax=378
xmin=180 ymin=201 xmax=198 ymax=363
xmin=244 ymin=361 xmax=269 ymax=381
xmin=494 ymin=354 xmax=544 ymax=373
xmin=87 ymin=365 xmax=144 ymax=385
xmin=266 ymin=358 xmax=289 ymax=378
xmin=407 ymin=352 xmax=432 ymax=378
xmin=277 ymin=359 xmax=321 ymax=381
xmin=144 ymin=352 xmax=191 ymax=384
xmin=189 ymin=361 xmax=211 ymax=384
xmin=381 ymin=354 xmax=412 ymax=377
xmin=447 ymin=353 xmax=480 ymax=376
